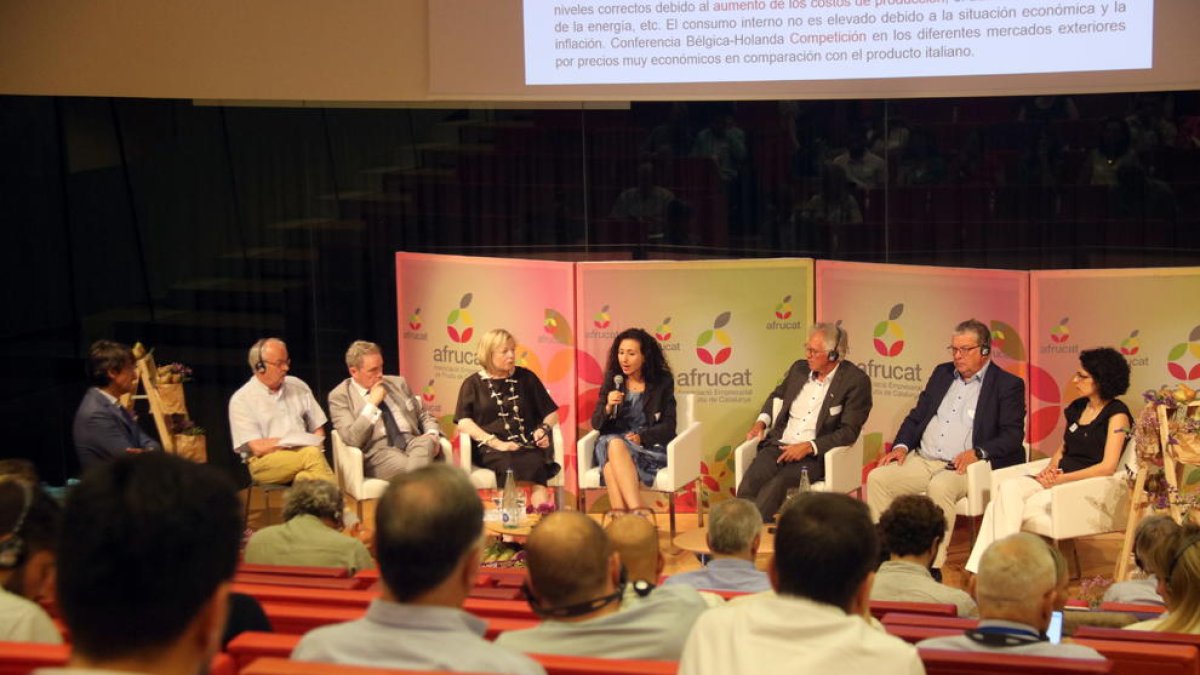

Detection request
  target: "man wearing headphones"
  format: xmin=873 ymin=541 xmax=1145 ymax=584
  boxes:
xmin=0 ymin=477 xmax=62 ymax=643
xmin=737 ymin=322 xmax=873 ymax=522
xmin=229 ymin=337 xmax=334 ymax=486
xmin=868 ymin=318 xmax=1026 ymax=575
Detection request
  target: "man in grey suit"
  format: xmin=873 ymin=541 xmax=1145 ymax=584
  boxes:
xmin=328 ymin=341 xmax=442 ymax=480
xmin=72 ymin=340 xmax=162 ymax=471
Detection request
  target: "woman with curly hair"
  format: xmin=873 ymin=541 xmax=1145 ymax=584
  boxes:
xmin=966 ymin=346 xmax=1131 ymax=573
xmin=590 ymin=328 xmax=676 ymax=510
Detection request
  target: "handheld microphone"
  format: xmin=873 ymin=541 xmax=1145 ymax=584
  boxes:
xmin=610 ymin=374 xmax=624 ymax=420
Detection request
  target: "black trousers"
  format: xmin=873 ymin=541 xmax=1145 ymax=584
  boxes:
xmin=735 ymin=443 xmax=825 ymax=523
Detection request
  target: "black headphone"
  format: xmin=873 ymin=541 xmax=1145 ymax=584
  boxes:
xmin=520 ymin=565 xmax=652 ymax=618
xmin=1167 ymin=533 xmax=1200 ymax=590
xmin=251 ymin=338 xmax=279 ymax=373
xmin=828 ymin=323 xmax=843 ymax=362
xmin=0 ymin=479 xmax=33 ymax=570
xmin=979 ymin=330 xmax=992 ymax=356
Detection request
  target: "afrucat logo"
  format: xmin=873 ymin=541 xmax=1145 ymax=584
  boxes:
xmin=408 ymin=307 xmax=423 ymax=331
xmin=696 ymin=311 xmax=733 ymax=365
xmin=1050 ymin=316 xmax=1071 ymax=344
xmin=446 ymin=293 xmax=474 ymax=344
xmin=1121 ymin=329 xmax=1141 ymax=356
xmin=872 ymin=303 xmax=906 ymax=357
xmin=421 ymin=379 xmax=436 ymax=403
xmin=543 ymin=308 xmax=573 ymax=346
xmin=1167 ymin=325 xmax=1200 ymax=381
xmin=774 ymin=295 xmax=793 ymax=320
xmin=594 ymin=305 xmax=612 ymax=329
xmin=655 ymin=316 xmax=673 ymax=342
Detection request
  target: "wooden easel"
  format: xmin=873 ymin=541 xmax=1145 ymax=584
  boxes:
xmin=1115 ymin=400 xmax=1200 ymax=581
xmin=130 ymin=352 xmax=176 ymax=453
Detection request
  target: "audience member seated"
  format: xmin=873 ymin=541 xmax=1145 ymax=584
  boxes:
xmin=72 ymin=339 xmax=162 ymax=470
xmin=965 ymin=347 xmax=1131 ymax=574
xmin=55 ymin=454 xmax=242 ymax=674
xmin=662 ymin=498 xmax=770 ymax=594
xmin=1126 ymin=522 xmax=1200 ymax=633
xmin=1104 ymin=515 xmax=1175 ymax=607
xmin=229 ymin=337 xmax=335 ymax=485
xmin=243 ymin=480 xmax=374 ymax=573
xmin=496 ymin=511 xmax=707 ymax=661
xmin=872 ymin=495 xmax=977 ymax=618
xmin=679 ymin=493 xmax=923 ymax=675
xmin=0 ymin=477 xmax=61 ymax=643
xmin=609 ymin=162 xmax=676 ymax=241
xmin=606 ymin=511 xmax=719 ymax=606
xmin=918 ymin=533 xmax=1104 ymax=661
xmin=1081 ymin=116 xmax=1138 ymax=186
xmin=831 ymin=134 xmax=887 ymax=189
xmin=1126 ymin=92 xmax=1177 ymax=153
xmin=292 ymin=464 xmax=544 ymax=675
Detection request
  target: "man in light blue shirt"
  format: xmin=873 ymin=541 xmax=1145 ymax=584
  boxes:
xmin=292 ymin=464 xmax=544 ymax=675
xmin=868 ymin=319 xmax=1026 ymax=571
xmin=664 ymin=498 xmax=770 ymax=594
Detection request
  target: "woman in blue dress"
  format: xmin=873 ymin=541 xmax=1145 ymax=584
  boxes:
xmin=591 ymin=327 xmax=677 ymax=510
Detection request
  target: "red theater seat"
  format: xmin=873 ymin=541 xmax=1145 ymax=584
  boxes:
xmin=240 ymin=658 xmax=464 ymax=675
xmin=882 ymin=613 xmax=979 ymax=630
xmin=1075 ymin=626 xmax=1200 ymax=649
xmin=886 ymin=623 xmax=962 ymax=644
xmin=869 ymin=600 xmax=958 ymax=620
xmin=0 ymin=641 xmax=69 ymax=674
xmin=234 ymin=573 xmax=370 ymax=590
xmin=1096 ymin=603 xmax=1166 ymax=615
xmin=1072 ymin=638 xmax=1198 ymax=675
xmin=261 ymin=602 xmax=366 ymax=635
xmin=238 ymin=563 xmax=349 ymax=578
xmin=532 ymin=653 xmax=677 ymax=675
xmin=232 ymin=583 xmax=376 ymax=608
xmin=919 ymin=648 xmax=1112 ymax=674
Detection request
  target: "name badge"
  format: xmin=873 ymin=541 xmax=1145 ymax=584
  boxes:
xmin=1068 ymin=422 xmax=1078 ymax=432
xmin=967 ymin=407 xmax=976 ymax=420
xmin=829 ymin=405 xmax=843 ymax=416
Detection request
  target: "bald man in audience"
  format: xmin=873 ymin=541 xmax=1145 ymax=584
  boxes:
xmin=496 ymin=511 xmax=708 ymax=660
xmin=918 ymin=533 xmax=1103 ymax=660
xmin=55 ymin=454 xmax=242 ymax=675
xmin=663 ymin=498 xmax=770 ymax=593
xmin=292 ymin=464 xmax=543 ymax=675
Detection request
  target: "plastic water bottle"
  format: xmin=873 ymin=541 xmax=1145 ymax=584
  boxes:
xmin=501 ymin=468 xmax=520 ymax=529
xmin=798 ymin=466 xmax=812 ymax=494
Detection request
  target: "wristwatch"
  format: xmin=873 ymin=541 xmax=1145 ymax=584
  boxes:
xmin=974 ymin=448 xmax=989 ymax=461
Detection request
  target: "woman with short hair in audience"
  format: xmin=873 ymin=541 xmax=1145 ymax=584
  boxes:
xmin=1128 ymin=523 xmax=1200 ymax=633
xmin=590 ymin=327 xmax=676 ymax=510
xmin=966 ymin=347 xmax=1131 ymax=573
xmin=456 ymin=328 xmax=560 ymax=507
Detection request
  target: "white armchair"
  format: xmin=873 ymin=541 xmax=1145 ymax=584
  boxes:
xmin=577 ymin=393 xmax=703 ymax=537
xmin=332 ymin=430 xmax=454 ymax=520
xmin=988 ymin=438 xmax=1135 ymax=574
xmin=456 ymin=424 xmax=565 ymax=491
xmin=733 ymin=398 xmax=861 ymax=496
xmin=953 ymin=443 xmax=1031 ymax=538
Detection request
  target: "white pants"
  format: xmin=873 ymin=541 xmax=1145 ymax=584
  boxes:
xmin=965 ymin=465 xmax=1052 ymax=573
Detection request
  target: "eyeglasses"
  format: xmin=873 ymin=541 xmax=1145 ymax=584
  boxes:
xmin=1072 ymin=372 xmax=1093 ymax=381
xmin=264 ymin=358 xmax=291 ymax=369
xmin=601 ymin=508 xmax=656 ymax=527
xmin=946 ymin=345 xmax=980 ymax=356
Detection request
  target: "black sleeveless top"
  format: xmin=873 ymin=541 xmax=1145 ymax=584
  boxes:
xmin=1060 ymin=397 xmax=1131 ymax=474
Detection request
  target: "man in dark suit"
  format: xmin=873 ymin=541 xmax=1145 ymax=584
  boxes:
xmin=72 ymin=340 xmax=161 ymax=471
xmin=867 ymin=319 xmax=1026 ymax=571
xmin=737 ymin=323 xmax=873 ymax=522
xmin=328 ymin=340 xmax=442 ymax=481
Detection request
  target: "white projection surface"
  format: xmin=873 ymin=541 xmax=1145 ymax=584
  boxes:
xmin=523 ymin=0 xmax=1153 ymax=86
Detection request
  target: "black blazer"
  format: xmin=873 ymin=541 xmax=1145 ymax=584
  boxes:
xmin=758 ymin=359 xmax=873 ymax=455
xmin=590 ymin=376 xmax=677 ymax=448
xmin=892 ymin=361 xmax=1026 ymax=470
